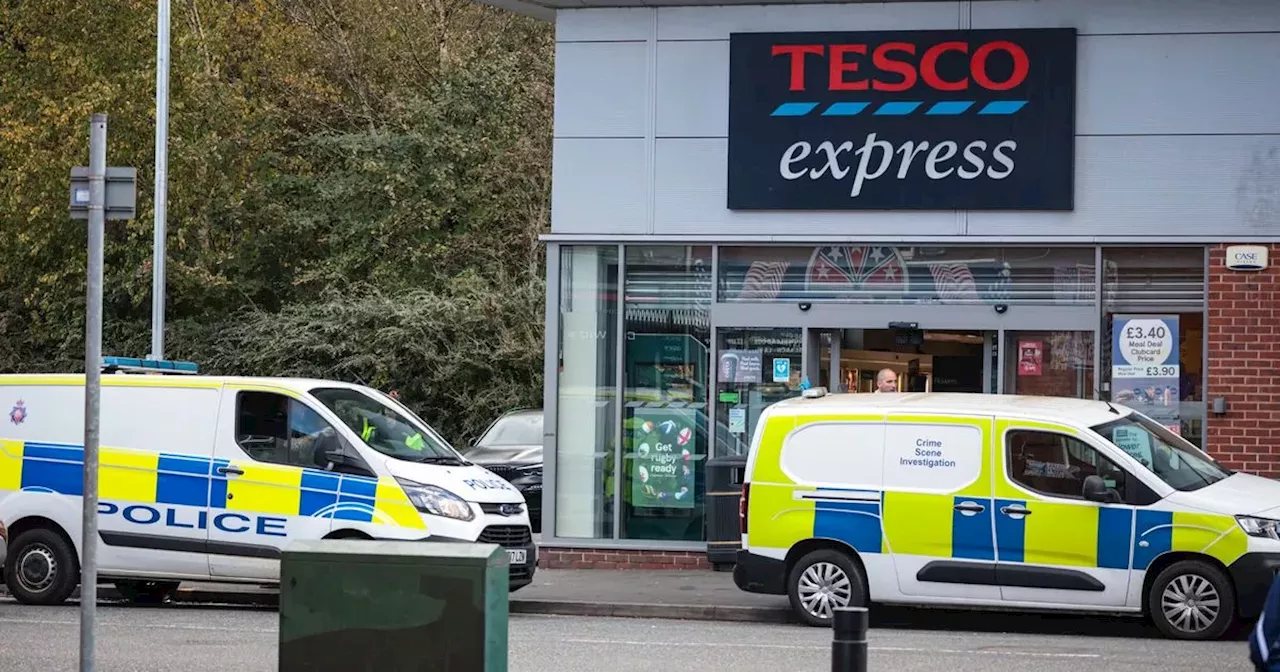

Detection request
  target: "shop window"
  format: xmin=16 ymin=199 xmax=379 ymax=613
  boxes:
xmin=714 ymin=327 xmax=803 ymax=458
xmin=1101 ymin=247 xmax=1206 ymax=448
xmin=621 ymin=245 xmax=711 ymax=542
xmin=555 ymin=245 xmax=618 ymax=540
xmin=717 ymin=245 xmax=1094 ymax=306
xmin=1003 ymin=330 xmax=1095 ymax=400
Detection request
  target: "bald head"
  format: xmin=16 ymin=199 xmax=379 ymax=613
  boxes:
xmin=875 ymin=368 xmax=898 ymax=393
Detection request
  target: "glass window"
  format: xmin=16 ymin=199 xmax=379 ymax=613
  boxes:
xmin=1003 ymin=330 xmax=1095 ymax=399
xmin=718 ymin=245 xmax=1094 ymax=305
xmin=1006 ymin=429 xmax=1127 ymax=500
xmin=1101 ymin=247 xmax=1207 ymax=447
xmin=556 ymin=245 xmax=618 ymax=539
xmin=476 ymin=411 xmax=543 ymax=447
xmin=310 ymin=387 xmax=460 ymax=463
xmin=622 ymin=245 xmax=711 ymax=542
xmin=1091 ymin=412 xmax=1230 ymax=492
xmin=715 ymin=327 xmax=803 ymax=457
xmin=235 ymin=392 xmax=342 ymax=470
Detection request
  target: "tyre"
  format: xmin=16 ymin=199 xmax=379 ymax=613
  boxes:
xmin=3 ymin=527 xmax=80 ymax=606
xmin=1147 ymin=559 xmax=1236 ymax=640
xmin=787 ymin=548 xmax=866 ymax=627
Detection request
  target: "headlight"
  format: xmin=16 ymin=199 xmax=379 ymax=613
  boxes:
xmin=515 ymin=465 xmax=543 ymax=479
xmin=395 ymin=478 xmax=474 ymax=522
xmin=1236 ymin=515 xmax=1280 ymax=540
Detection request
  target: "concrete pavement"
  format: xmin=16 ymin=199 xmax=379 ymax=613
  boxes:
xmin=0 ymin=603 xmax=1255 ymax=671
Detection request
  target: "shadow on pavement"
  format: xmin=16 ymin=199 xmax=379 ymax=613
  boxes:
xmin=867 ymin=604 xmax=1252 ymax=642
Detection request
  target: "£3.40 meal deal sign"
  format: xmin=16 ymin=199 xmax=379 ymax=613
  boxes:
xmin=1111 ymin=315 xmax=1183 ymax=433
xmin=726 ymin=28 xmax=1077 ymax=211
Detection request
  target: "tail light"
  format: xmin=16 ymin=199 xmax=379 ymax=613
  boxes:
xmin=739 ymin=482 xmax=750 ymax=535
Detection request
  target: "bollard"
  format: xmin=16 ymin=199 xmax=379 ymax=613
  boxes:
xmin=831 ymin=606 xmax=868 ymax=672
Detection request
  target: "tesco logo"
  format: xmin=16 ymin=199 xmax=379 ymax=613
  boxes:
xmin=772 ymin=40 xmax=1029 ymax=93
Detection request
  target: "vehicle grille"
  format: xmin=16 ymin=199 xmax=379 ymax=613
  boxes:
xmin=480 ymin=502 xmax=525 ymax=517
xmin=484 ymin=465 xmax=517 ymax=480
xmin=478 ymin=525 xmax=532 ymax=548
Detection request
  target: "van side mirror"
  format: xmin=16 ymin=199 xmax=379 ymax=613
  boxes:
xmin=1083 ymin=475 xmax=1121 ymax=504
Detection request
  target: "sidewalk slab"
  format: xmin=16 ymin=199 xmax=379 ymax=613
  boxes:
xmin=0 ymin=569 xmax=789 ymax=622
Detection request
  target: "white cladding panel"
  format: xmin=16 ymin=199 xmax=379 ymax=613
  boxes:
xmin=552 ymin=0 xmax=1280 ymax=238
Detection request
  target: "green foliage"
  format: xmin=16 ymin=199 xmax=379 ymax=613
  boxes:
xmin=0 ymin=0 xmax=553 ymax=444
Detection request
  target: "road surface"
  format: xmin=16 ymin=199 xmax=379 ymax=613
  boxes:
xmin=0 ymin=601 xmax=1254 ymax=671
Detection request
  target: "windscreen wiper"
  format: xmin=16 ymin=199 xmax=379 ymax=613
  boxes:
xmin=416 ymin=455 xmax=470 ymax=466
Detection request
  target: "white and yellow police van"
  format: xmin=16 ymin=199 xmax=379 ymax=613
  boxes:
xmin=0 ymin=357 xmax=536 ymax=605
xmin=734 ymin=388 xmax=1280 ymax=640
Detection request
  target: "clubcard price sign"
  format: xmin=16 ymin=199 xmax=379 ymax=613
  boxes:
xmin=1111 ymin=315 xmax=1181 ymax=434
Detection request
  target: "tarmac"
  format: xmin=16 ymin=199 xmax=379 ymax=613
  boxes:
xmin=0 ymin=568 xmax=1208 ymax=638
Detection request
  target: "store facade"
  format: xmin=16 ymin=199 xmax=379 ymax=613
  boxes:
xmin=511 ymin=0 xmax=1280 ymax=566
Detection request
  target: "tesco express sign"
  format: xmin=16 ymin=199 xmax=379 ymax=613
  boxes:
xmin=1226 ymin=245 xmax=1269 ymax=272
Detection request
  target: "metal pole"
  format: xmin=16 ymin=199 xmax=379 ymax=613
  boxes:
xmin=831 ymin=606 xmax=868 ymax=672
xmin=150 ymin=0 xmax=171 ymax=361
xmin=81 ymin=112 xmax=107 ymax=672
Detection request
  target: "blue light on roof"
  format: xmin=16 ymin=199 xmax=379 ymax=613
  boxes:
xmin=102 ymin=356 xmax=199 ymax=374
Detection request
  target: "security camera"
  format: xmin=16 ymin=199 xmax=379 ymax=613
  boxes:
xmin=798 ymin=302 xmax=812 ymax=312
xmin=994 ymin=304 xmax=1008 ymax=314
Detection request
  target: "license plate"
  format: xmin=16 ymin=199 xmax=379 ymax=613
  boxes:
xmin=507 ymin=548 xmax=527 ymax=565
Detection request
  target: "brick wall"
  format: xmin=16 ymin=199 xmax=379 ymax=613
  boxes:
xmin=540 ymin=547 xmax=710 ymax=570
xmin=1206 ymin=244 xmax=1280 ymax=477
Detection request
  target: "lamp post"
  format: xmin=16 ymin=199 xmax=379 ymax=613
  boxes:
xmin=150 ymin=0 xmax=171 ymax=360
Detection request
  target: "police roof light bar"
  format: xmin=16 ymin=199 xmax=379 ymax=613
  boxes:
xmin=101 ymin=356 xmax=199 ymax=375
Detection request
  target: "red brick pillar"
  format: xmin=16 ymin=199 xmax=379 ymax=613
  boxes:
xmin=1206 ymin=244 xmax=1280 ymax=477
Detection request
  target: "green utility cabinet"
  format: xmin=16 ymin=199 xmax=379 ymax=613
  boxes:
xmin=279 ymin=540 xmax=509 ymax=672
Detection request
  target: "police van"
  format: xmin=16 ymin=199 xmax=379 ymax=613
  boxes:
xmin=0 ymin=358 xmax=537 ymax=605
xmin=734 ymin=389 xmax=1280 ymax=640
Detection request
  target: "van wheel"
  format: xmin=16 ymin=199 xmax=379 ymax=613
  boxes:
xmin=787 ymin=549 xmax=866 ymax=627
xmin=1147 ymin=559 xmax=1236 ymax=640
xmin=4 ymin=528 xmax=80 ymax=606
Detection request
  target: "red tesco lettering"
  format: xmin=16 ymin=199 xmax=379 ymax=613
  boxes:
xmin=771 ymin=40 xmax=1029 ymax=92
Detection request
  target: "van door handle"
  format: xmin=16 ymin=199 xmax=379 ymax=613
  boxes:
xmin=217 ymin=465 xmax=245 ymax=476
xmin=953 ymin=502 xmax=985 ymax=514
xmin=1000 ymin=505 xmax=1032 ymax=516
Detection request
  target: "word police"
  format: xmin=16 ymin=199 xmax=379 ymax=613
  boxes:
xmin=98 ymin=501 xmax=287 ymax=537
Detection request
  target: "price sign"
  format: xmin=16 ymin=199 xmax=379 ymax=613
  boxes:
xmin=1112 ymin=316 xmax=1179 ymax=380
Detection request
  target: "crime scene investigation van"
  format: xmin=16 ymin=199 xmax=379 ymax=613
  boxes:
xmin=0 ymin=357 xmax=537 ymax=605
xmin=734 ymin=388 xmax=1280 ymax=640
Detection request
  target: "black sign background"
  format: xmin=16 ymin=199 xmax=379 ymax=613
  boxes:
xmin=727 ymin=28 xmax=1077 ymax=211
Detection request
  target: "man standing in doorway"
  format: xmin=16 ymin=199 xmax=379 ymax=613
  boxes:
xmin=874 ymin=368 xmax=898 ymax=393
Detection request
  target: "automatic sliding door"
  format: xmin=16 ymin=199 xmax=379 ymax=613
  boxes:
xmin=713 ymin=327 xmax=802 ymax=457
xmin=1002 ymin=330 xmax=1096 ymax=399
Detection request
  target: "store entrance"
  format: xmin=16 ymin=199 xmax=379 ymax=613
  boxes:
xmin=811 ymin=328 xmax=995 ymax=394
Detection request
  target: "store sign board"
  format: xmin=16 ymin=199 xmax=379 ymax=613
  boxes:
xmin=726 ymin=28 xmax=1077 ymax=211
xmin=1225 ymin=245 xmax=1268 ymax=271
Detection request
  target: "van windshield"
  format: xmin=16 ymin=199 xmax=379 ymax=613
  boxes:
xmin=310 ymin=387 xmax=464 ymax=464
xmin=1090 ymin=412 xmax=1231 ymax=492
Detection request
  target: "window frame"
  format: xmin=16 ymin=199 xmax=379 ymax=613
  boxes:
xmin=1001 ymin=426 xmax=1148 ymax=505
xmin=233 ymin=390 xmax=374 ymax=476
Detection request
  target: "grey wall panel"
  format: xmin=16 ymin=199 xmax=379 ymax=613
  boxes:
xmin=655 ymin=40 xmax=727 ymax=138
xmin=1076 ymin=34 xmax=1280 ymax=136
xmin=554 ymin=41 xmax=649 ymax=138
xmin=972 ymin=0 xmax=1280 ymax=34
xmin=967 ymin=135 xmax=1280 ymax=237
xmin=557 ymin=7 xmax=653 ymax=42
xmin=651 ymin=138 xmax=964 ymax=236
xmin=655 ymin=2 xmax=962 ymax=41
xmin=551 ymin=138 xmax=649 ymax=233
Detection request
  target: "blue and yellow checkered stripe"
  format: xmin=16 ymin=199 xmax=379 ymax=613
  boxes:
xmin=0 ymin=440 xmax=425 ymax=530
xmin=754 ymin=488 xmax=1248 ymax=571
